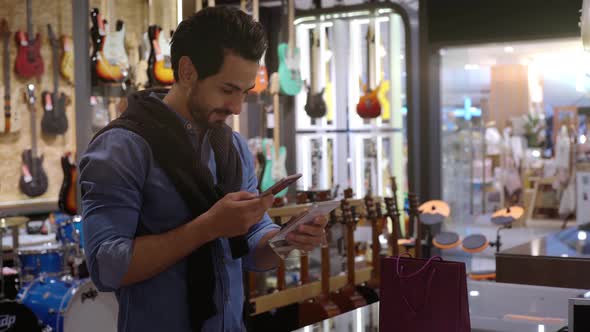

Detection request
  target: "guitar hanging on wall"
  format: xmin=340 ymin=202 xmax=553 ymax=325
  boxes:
xmin=1 ymin=18 xmax=21 ymax=134
xmin=356 ymin=19 xmax=381 ymax=119
xmin=148 ymin=25 xmax=174 ymax=86
xmin=14 ymin=0 xmax=44 ymax=80
xmin=304 ymin=28 xmax=326 ymax=119
xmin=90 ymin=8 xmax=128 ymax=84
xmin=250 ymin=0 xmax=268 ymax=94
xmin=58 ymin=151 xmax=77 ymax=215
xmin=277 ymin=0 xmax=302 ymax=96
xmin=20 ymin=84 xmax=48 ymax=197
xmin=41 ymin=24 xmax=68 ymax=136
xmin=60 ymin=35 xmax=74 ymax=85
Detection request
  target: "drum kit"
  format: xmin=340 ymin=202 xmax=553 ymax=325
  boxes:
xmin=0 ymin=215 xmax=118 ymax=332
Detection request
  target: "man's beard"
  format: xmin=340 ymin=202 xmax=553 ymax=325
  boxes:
xmin=187 ymin=98 xmax=231 ymax=129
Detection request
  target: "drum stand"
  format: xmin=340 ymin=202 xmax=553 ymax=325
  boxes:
xmin=488 ymin=223 xmax=512 ymax=253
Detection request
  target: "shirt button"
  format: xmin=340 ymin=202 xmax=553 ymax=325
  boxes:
xmin=185 ymin=123 xmax=192 ymax=130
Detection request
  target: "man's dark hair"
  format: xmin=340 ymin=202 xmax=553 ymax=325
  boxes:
xmin=171 ymin=6 xmax=267 ymax=81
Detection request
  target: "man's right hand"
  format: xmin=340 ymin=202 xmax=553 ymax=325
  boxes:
xmin=202 ymin=191 xmax=275 ymax=238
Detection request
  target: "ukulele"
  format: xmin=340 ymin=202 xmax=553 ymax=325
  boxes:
xmin=356 ymin=18 xmax=381 ymax=119
xmin=58 ymin=151 xmax=77 ymax=215
xmin=1 ymin=19 xmax=20 ymax=134
xmin=148 ymin=25 xmax=174 ymax=86
xmin=304 ymin=28 xmax=326 ymax=119
xmin=331 ymin=197 xmax=367 ymax=312
xmin=408 ymin=193 xmax=423 ymax=258
xmin=90 ymin=8 xmax=127 ymax=83
xmin=277 ymin=0 xmax=302 ymax=96
xmin=14 ymin=0 xmax=44 ymax=79
xmin=60 ymin=35 xmax=74 ymax=85
xmin=41 ymin=24 xmax=68 ymax=136
xmin=249 ymin=0 xmax=268 ymax=94
xmin=299 ymin=207 xmax=341 ymax=326
xmin=20 ymin=84 xmax=48 ymax=197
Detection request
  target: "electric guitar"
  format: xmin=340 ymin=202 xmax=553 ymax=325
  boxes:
xmin=260 ymin=73 xmax=288 ymax=197
xmin=148 ymin=25 xmax=174 ymax=86
xmin=19 ymin=84 xmax=48 ymax=197
xmin=90 ymin=8 xmax=128 ymax=83
xmin=41 ymin=24 xmax=68 ymax=136
xmin=356 ymin=19 xmax=381 ymax=119
xmin=277 ymin=0 xmax=302 ymax=96
xmin=1 ymin=18 xmax=20 ymax=134
xmin=58 ymin=151 xmax=77 ymax=215
xmin=250 ymin=0 xmax=268 ymax=94
xmin=60 ymin=35 xmax=74 ymax=85
xmin=304 ymin=28 xmax=326 ymax=119
xmin=14 ymin=0 xmax=44 ymax=79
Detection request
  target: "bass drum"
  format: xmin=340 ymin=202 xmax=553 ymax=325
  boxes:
xmin=18 ymin=276 xmax=118 ymax=332
xmin=0 ymin=300 xmax=43 ymax=332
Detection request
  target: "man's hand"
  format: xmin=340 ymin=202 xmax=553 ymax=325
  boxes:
xmin=203 ymin=191 xmax=274 ymax=239
xmin=285 ymin=215 xmax=329 ymax=252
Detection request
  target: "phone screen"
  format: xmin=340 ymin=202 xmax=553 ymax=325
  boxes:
xmin=260 ymin=173 xmax=302 ymax=196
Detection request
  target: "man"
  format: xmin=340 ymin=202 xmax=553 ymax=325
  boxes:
xmin=79 ymin=7 xmax=327 ymax=332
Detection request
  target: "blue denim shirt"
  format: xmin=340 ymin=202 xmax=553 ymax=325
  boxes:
xmin=79 ymin=96 xmax=279 ymax=332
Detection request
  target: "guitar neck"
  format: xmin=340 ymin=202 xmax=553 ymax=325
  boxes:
xmin=320 ymin=229 xmax=331 ymax=296
xmin=52 ymin=41 xmax=59 ymax=94
xmin=26 ymin=0 xmax=33 ymax=42
xmin=310 ymin=29 xmax=318 ymax=93
xmin=367 ymin=20 xmax=376 ymax=90
xmin=3 ymin=35 xmax=9 ymax=107
xmin=287 ymin=0 xmax=295 ymax=53
xmin=346 ymin=222 xmax=355 ymax=286
xmin=29 ymin=102 xmax=38 ymax=159
xmin=273 ymin=92 xmax=280 ymax=152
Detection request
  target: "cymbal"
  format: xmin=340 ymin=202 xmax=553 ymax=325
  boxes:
xmin=0 ymin=216 xmax=29 ymax=229
xmin=492 ymin=206 xmax=524 ymax=220
xmin=419 ymin=200 xmax=450 ymax=217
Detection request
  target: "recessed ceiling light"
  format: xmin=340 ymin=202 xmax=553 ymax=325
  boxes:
xmin=504 ymin=46 xmax=514 ymax=53
xmin=464 ymin=64 xmax=480 ymax=70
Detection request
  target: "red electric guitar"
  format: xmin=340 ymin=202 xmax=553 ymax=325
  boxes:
xmin=356 ymin=20 xmax=381 ymax=119
xmin=14 ymin=0 xmax=44 ymax=79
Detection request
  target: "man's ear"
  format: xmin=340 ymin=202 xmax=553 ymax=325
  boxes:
xmin=178 ymin=56 xmax=198 ymax=86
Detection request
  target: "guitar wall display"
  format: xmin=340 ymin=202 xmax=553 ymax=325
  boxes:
xmin=278 ymin=0 xmax=302 ymax=96
xmin=19 ymin=84 xmax=48 ymax=198
xmin=41 ymin=24 xmax=68 ymax=136
xmin=356 ymin=18 xmax=382 ymax=119
xmin=304 ymin=28 xmax=326 ymax=119
xmin=1 ymin=18 xmax=21 ymax=134
xmin=14 ymin=0 xmax=44 ymax=80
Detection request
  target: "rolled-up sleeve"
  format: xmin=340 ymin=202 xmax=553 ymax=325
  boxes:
xmin=79 ymin=128 xmax=151 ymax=291
xmin=233 ymin=133 xmax=280 ymax=271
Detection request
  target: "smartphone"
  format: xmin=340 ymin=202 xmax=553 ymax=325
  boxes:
xmin=260 ymin=173 xmax=302 ymax=197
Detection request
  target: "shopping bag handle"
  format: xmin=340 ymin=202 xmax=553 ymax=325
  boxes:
xmin=400 ymin=266 xmax=438 ymax=315
xmin=396 ymin=255 xmax=443 ymax=279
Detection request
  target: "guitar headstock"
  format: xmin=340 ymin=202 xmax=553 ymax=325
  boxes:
xmin=408 ymin=193 xmax=419 ymax=219
xmin=0 ymin=19 xmax=9 ymax=39
xmin=46 ymin=24 xmax=58 ymax=48
xmin=390 ymin=176 xmax=398 ymax=194
xmin=343 ymin=188 xmax=354 ymax=199
xmin=25 ymin=84 xmax=36 ymax=106
xmin=340 ymin=199 xmax=354 ymax=225
xmin=269 ymin=72 xmax=280 ymax=95
xmin=364 ymin=195 xmax=377 ymax=221
xmin=384 ymin=196 xmax=399 ymax=219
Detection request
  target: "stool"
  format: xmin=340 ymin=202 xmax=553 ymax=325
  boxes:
xmin=432 ymin=232 xmax=461 ymax=250
xmin=461 ymin=234 xmax=489 ymax=253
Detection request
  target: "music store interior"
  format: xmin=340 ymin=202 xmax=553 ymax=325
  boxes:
xmin=0 ymin=0 xmax=589 ymax=331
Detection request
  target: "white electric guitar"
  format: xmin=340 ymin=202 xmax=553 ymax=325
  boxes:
xmin=582 ymin=0 xmax=590 ymax=51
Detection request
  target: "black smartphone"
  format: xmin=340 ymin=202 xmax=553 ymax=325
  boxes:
xmin=260 ymin=173 xmax=302 ymax=197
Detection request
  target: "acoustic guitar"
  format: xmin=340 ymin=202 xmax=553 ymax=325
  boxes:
xmin=249 ymin=0 xmax=268 ymax=94
xmin=90 ymin=8 xmax=128 ymax=83
xmin=356 ymin=19 xmax=381 ymax=119
xmin=20 ymin=84 xmax=48 ymax=197
xmin=58 ymin=151 xmax=77 ymax=215
xmin=41 ymin=24 xmax=68 ymax=136
xmin=277 ymin=0 xmax=302 ymax=96
xmin=299 ymin=207 xmax=341 ymax=326
xmin=1 ymin=18 xmax=20 ymax=134
xmin=304 ymin=28 xmax=326 ymax=119
xmin=331 ymin=197 xmax=367 ymax=312
xmin=60 ymin=35 xmax=74 ymax=85
xmin=14 ymin=0 xmax=43 ymax=79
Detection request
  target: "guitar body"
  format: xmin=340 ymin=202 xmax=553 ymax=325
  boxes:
xmin=356 ymin=88 xmax=382 ymax=119
xmin=251 ymin=65 xmax=268 ymax=93
xmin=90 ymin=10 xmax=127 ymax=83
xmin=277 ymin=43 xmax=302 ymax=96
xmin=19 ymin=149 xmax=48 ymax=198
xmin=40 ymin=91 xmax=68 ymax=135
xmin=60 ymin=36 xmax=74 ymax=84
xmin=260 ymin=139 xmax=287 ymax=197
xmin=58 ymin=153 xmax=77 ymax=215
xmin=331 ymin=284 xmax=367 ymax=312
xmin=14 ymin=31 xmax=43 ymax=79
xmin=299 ymin=295 xmax=341 ymax=326
xmin=304 ymin=87 xmax=327 ymax=119
xmin=149 ymin=26 xmax=174 ymax=86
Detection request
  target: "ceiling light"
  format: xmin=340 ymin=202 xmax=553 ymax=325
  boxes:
xmin=464 ymin=64 xmax=480 ymax=71
xmin=504 ymin=46 xmax=514 ymax=53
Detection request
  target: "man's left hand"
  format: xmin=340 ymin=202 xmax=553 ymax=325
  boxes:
xmin=285 ymin=215 xmax=329 ymax=252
